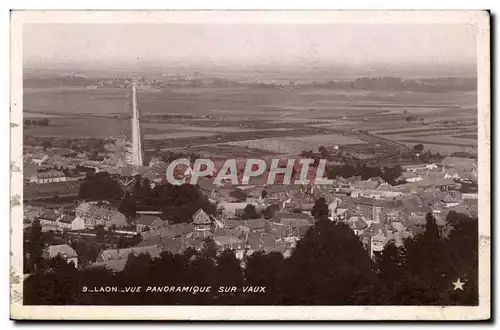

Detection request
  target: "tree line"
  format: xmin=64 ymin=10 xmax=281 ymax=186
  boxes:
xmin=24 ymin=206 xmax=477 ymax=306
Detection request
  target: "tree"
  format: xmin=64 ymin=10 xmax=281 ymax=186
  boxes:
xmin=42 ymin=140 xmax=52 ymax=150
xmin=215 ymin=250 xmax=243 ymax=304
xmin=229 ymin=188 xmax=247 ymax=202
xmin=79 ymin=173 xmax=123 ymax=201
xmin=375 ymin=241 xmax=406 ymax=281
xmin=318 ymin=146 xmax=329 ymax=158
xmin=132 ymin=179 xmax=143 ymax=199
xmin=405 ymin=115 xmax=417 ymax=122
xmin=311 ymin=197 xmax=329 ymax=221
xmin=244 ymin=251 xmax=285 ymax=304
xmin=131 ymin=233 xmax=142 ymax=246
xmin=398 ymin=212 xmax=447 ymax=304
xmin=243 ymin=204 xmax=260 ymax=219
xmin=262 ymin=204 xmax=279 ymax=220
xmin=261 ymin=189 xmax=268 ymax=199
xmin=412 ymin=143 xmax=424 ymax=154
xmin=280 ymin=220 xmax=377 ymax=304
xmin=119 ymin=193 xmax=137 ymax=222
xmin=201 ymin=237 xmax=218 ymax=259
xmin=23 ymin=255 xmax=79 ymax=305
xmin=27 ymin=220 xmax=45 ymax=272
xmin=95 ymin=225 xmax=106 ymax=241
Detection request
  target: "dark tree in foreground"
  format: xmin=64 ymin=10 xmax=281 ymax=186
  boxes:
xmin=280 ymin=219 xmax=377 ymax=304
xmin=24 ymin=256 xmax=78 ymax=305
xmin=244 ymin=251 xmax=285 ymax=304
xmin=373 ymin=212 xmax=478 ymax=305
xmin=215 ymin=250 xmax=244 ymax=304
xmin=23 ymin=209 xmax=477 ymax=306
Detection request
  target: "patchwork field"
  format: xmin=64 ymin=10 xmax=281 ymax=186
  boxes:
xmin=24 ymin=84 xmax=478 ymax=158
xmin=227 ymin=134 xmax=366 ymax=154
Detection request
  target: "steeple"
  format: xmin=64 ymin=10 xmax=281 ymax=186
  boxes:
xmin=130 ymin=82 xmax=143 ymax=166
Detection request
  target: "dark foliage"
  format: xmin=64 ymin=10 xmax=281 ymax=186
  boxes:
xmin=24 ymin=208 xmax=477 ymax=306
xmin=327 ymin=164 xmax=403 ymax=185
xmin=243 ymin=204 xmax=260 ymax=219
xmin=78 ymin=172 xmax=123 ymax=201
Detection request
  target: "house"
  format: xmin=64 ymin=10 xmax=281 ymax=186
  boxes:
xmin=352 ymin=179 xmax=379 ymax=190
xmin=328 ymin=200 xmax=348 ymax=221
xmin=401 ymin=195 xmax=427 ymax=214
xmin=90 ymin=259 xmax=128 ymax=273
xmin=29 ymin=170 xmax=67 ymax=184
xmin=58 ymin=214 xmax=85 ymax=231
xmin=401 ymin=164 xmax=429 ymax=173
xmin=462 ymin=193 xmax=478 ymax=201
xmin=400 ymin=171 xmax=423 ymax=183
xmin=38 ymin=209 xmax=62 ymax=231
xmin=31 ymin=152 xmax=49 ymax=166
xmin=75 ymin=202 xmax=128 ymax=229
xmin=347 ymin=216 xmax=368 ymax=235
xmin=368 ymin=232 xmax=388 ymax=259
xmin=218 ymin=202 xmax=249 ymax=219
xmin=434 ymin=178 xmax=460 ymax=192
xmin=214 ymin=235 xmax=245 ymax=252
xmin=386 ymin=209 xmax=405 ymax=223
xmin=42 ymin=244 xmax=78 ymax=268
xmin=405 ymin=213 xmax=427 ymax=228
xmin=96 ymin=245 xmax=163 ymax=263
xmin=136 ymin=214 xmax=167 ymax=232
xmin=271 ymin=212 xmax=314 ymax=227
xmin=198 ymin=178 xmax=220 ymax=200
xmin=138 ymin=236 xmax=183 ymax=254
xmin=244 ymin=219 xmax=269 ymax=233
xmin=246 ymin=232 xmax=277 ymax=253
xmin=353 ymin=197 xmax=386 ymax=225
xmin=164 ymin=223 xmax=194 ymax=238
xmin=444 ymin=171 xmax=461 ymax=180
xmin=437 ymin=193 xmax=461 ymax=208
xmin=223 ymin=219 xmax=245 ymax=229
xmin=265 ymin=185 xmax=289 ymax=198
xmin=192 ymin=208 xmax=213 ymax=239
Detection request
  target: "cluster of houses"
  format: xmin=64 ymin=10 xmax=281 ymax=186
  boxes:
xmin=26 ymin=148 xmax=478 ymax=271
xmin=88 ymin=206 xmax=315 ymax=272
xmin=23 ymin=143 xmax=168 ymax=187
xmin=24 ymin=202 xmax=129 ymax=232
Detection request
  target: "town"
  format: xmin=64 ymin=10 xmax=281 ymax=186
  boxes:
xmin=23 ymin=127 xmax=478 ymax=273
xmin=17 ymin=13 xmax=483 ymax=313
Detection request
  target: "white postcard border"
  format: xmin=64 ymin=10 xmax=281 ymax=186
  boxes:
xmin=10 ymin=10 xmax=491 ymax=320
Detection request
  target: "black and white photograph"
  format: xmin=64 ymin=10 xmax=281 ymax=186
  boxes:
xmin=9 ymin=10 xmax=490 ymax=320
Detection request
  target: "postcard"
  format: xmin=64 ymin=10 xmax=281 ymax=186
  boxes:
xmin=10 ymin=10 xmax=490 ymax=320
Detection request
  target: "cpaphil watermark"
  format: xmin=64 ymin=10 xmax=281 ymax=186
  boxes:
xmin=165 ymin=158 xmax=333 ymax=186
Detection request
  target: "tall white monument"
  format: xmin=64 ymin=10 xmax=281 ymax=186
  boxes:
xmin=130 ymin=82 xmax=143 ymax=166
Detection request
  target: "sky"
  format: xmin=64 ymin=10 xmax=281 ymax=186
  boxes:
xmin=23 ymin=24 xmax=477 ymax=68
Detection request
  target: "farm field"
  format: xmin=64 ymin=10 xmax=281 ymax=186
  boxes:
xmin=395 ymin=136 xmax=477 ymax=147
xmin=145 ymin=131 xmax=217 ymax=140
xmin=23 ymin=181 xmax=81 ymax=200
xmin=227 ymin=134 xmax=366 ymax=154
xmin=185 ymin=144 xmax=280 ymax=158
xmin=398 ymin=142 xmax=477 ymax=156
xmin=24 ymin=87 xmax=130 ymax=116
xmin=454 ymin=134 xmax=478 ymax=139
xmin=24 ymin=83 xmax=478 ymax=158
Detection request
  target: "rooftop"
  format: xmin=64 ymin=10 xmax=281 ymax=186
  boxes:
xmin=44 ymin=244 xmax=78 ymax=259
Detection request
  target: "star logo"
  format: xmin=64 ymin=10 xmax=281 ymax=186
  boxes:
xmin=452 ymin=278 xmax=465 ymax=291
